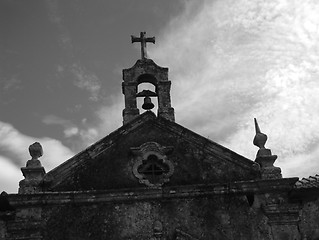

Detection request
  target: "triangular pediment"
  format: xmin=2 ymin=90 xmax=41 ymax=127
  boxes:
xmin=43 ymin=111 xmax=260 ymax=191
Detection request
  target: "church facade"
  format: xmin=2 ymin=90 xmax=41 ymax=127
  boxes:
xmin=0 ymin=32 xmax=319 ymax=240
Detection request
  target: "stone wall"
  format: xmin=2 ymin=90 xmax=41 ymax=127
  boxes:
xmin=40 ymin=196 xmax=271 ymax=240
xmin=3 ymin=176 xmax=313 ymax=240
xmin=299 ymin=198 xmax=319 ymax=239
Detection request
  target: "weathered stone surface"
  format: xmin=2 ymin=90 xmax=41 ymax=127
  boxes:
xmin=298 ymin=198 xmax=319 ymax=239
xmin=0 ymin=220 xmax=5 ymax=240
xmin=5 ymin=195 xmax=273 ymax=239
xmin=1 ymin=176 xmax=304 ymax=240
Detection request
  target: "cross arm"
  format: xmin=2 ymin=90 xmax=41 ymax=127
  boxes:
xmin=145 ymin=37 xmax=155 ymax=44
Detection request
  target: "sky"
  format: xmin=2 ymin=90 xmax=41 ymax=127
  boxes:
xmin=1 ymin=0 xmax=319 ymax=193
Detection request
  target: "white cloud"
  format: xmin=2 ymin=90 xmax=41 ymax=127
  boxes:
xmin=78 ymin=127 xmax=99 ymax=146
xmin=95 ymin=95 xmax=123 ymax=137
xmin=150 ymin=0 xmax=319 ymax=178
xmin=64 ymin=127 xmax=79 ymax=138
xmin=42 ymin=114 xmax=102 ymax=148
xmin=43 ymin=115 xmax=79 ymax=138
xmin=70 ymin=63 xmax=102 ymax=102
xmin=43 ymin=114 xmax=71 ymax=126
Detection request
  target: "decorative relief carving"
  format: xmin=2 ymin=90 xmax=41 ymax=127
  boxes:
xmin=131 ymin=142 xmax=174 ymax=187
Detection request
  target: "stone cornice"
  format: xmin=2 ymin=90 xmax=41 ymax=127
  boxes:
xmin=7 ymin=178 xmax=298 ymax=208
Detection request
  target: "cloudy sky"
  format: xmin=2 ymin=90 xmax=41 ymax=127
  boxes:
xmin=1 ymin=0 xmax=319 ymax=193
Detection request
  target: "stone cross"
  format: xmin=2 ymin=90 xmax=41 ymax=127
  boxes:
xmin=131 ymin=31 xmax=155 ymax=59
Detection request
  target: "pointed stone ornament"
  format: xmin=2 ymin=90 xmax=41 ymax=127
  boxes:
xmin=253 ymin=118 xmax=267 ymax=149
xmin=253 ymin=118 xmax=282 ymax=179
xmin=19 ymin=142 xmax=46 ymax=194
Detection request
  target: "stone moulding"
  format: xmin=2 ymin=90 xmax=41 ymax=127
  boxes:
xmin=7 ymin=178 xmax=298 ymax=208
xmin=262 ymin=203 xmax=300 ymax=225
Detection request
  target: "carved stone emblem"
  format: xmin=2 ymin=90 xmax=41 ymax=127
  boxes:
xmin=131 ymin=142 xmax=174 ymax=187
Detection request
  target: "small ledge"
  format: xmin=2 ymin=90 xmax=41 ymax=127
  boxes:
xmin=7 ymin=178 xmax=298 ymax=207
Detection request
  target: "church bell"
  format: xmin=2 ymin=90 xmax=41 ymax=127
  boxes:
xmin=142 ymin=96 xmax=154 ymax=110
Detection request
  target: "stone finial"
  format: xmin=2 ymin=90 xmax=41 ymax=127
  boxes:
xmin=253 ymin=118 xmax=267 ymax=149
xmin=19 ymin=142 xmax=46 ymax=194
xmin=253 ymin=118 xmax=273 ymax=158
xmin=29 ymin=142 xmax=43 ymax=160
xmin=26 ymin=142 xmax=43 ymax=168
xmin=253 ymin=118 xmax=281 ymax=179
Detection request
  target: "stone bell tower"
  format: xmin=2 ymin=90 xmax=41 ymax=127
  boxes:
xmin=122 ymin=31 xmax=175 ymax=125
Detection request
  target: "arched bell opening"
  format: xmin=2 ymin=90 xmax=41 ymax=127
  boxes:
xmin=137 ymin=82 xmax=156 ymax=94
xmin=137 ymin=73 xmax=158 ymax=86
xmin=137 ymin=82 xmax=158 ymax=114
